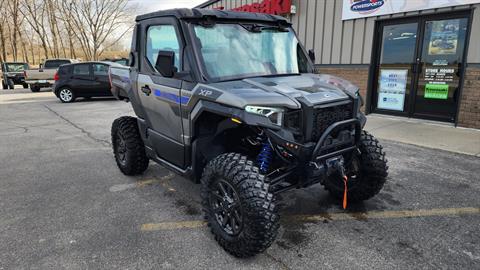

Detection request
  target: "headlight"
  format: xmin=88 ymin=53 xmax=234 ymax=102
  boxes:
xmin=245 ymin=106 xmax=284 ymax=126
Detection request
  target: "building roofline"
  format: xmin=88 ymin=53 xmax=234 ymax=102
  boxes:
xmin=195 ymin=0 xmax=221 ymax=8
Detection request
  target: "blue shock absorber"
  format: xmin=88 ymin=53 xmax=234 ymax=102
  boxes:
xmin=257 ymin=140 xmax=273 ymax=174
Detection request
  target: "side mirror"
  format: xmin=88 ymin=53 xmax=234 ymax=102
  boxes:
xmin=308 ymin=49 xmax=316 ymax=62
xmin=155 ymin=50 xmax=177 ymax=78
xmin=39 ymin=63 xmax=44 ymax=72
xmin=128 ymin=52 xmax=135 ymax=67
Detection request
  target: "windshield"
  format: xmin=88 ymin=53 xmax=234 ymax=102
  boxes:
xmin=44 ymin=60 xmax=70 ymax=69
xmin=114 ymin=59 xmax=128 ymax=66
xmin=193 ymin=23 xmax=309 ymax=81
xmin=5 ymin=63 xmax=27 ymax=72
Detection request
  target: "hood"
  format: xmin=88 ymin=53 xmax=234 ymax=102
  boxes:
xmin=208 ymin=73 xmax=359 ymax=109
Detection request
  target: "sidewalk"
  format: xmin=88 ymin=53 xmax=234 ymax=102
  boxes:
xmin=364 ymin=114 xmax=480 ymax=157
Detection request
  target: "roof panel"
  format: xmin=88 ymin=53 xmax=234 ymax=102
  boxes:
xmin=135 ymin=8 xmax=288 ymax=24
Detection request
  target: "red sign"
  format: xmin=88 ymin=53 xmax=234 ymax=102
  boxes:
xmin=216 ymin=0 xmax=291 ymax=15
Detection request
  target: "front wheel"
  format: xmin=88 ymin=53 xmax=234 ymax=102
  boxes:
xmin=1 ymin=81 xmax=7 ymax=90
xmin=201 ymin=153 xmax=279 ymax=258
xmin=58 ymin=88 xmax=75 ymax=103
xmin=22 ymin=83 xmax=29 ymax=89
xmin=7 ymin=79 xmax=14 ymax=89
xmin=324 ymin=131 xmax=388 ymax=203
xmin=111 ymin=116 xmax=149 ymax=175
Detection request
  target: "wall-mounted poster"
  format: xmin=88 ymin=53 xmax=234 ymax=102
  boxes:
xmin=428 ymin=19 xmax=460 ymax=55
xmin=342 ymin=0 xmax=480 ymax=20
xmin=377 ymin=69 xmax=408 ymax=111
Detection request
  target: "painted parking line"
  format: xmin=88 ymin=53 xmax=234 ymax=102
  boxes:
xmin=68 ymin=147 xmax=111 ymax=152
xmin=140 ymin=207 xmax=480 ymax=232
xmin=109 ymin=173 xmax=176 ymax=192
xmin=141 ymin=221 xmax=207 ymax=231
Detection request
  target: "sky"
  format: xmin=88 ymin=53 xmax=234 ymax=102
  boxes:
xmin=131 ymin=0 xmax=207 ymax=14
xmin=119 ymin=0 xmax=207 ymax=48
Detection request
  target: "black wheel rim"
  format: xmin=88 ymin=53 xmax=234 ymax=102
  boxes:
xmin=209 ymin=179 xmax=243 ymax=236
xmin=116 ymin=133 xmax=127 ymax=165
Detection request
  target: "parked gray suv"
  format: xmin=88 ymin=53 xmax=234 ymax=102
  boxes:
xmin=109 ymin=9 xmax=388 ymax=258
xmin=1 ymin=62 xmax=29 ymax=89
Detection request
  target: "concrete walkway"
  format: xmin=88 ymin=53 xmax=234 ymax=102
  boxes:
xmin=365 ymin=114 xmax=480 ymax=156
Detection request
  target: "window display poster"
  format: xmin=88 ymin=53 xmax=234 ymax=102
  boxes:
xmin=428 ymin=19 xmax=460 ymax=55
xmin=377 ymin=69 xmax=408 ymax=111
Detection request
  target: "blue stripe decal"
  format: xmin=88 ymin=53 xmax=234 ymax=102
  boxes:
xmin=154 ymin=89 xmax=189 ymax=105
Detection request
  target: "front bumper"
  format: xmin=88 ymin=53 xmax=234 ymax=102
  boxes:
xmin=24 ymin=80 xmax=54 ymax=86
xmin=6 ymin=76 xmax=26 ymax=84
xmin=265 ymin=116 xmax=363 ymax=188
xmin=266 ymin=117 xmax=361 ymax=162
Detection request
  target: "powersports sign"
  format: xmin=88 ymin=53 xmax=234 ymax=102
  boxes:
xmin=343 ymin=0 xmax=480 ymax=20
xmin=215 ymin=0 xmax=291 ymax=15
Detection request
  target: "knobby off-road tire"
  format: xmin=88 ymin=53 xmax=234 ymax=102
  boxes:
xmin=7 ymin=79 xmax=14 ymax=89
xmin=201 ymin=153 xmax=280 ymax=258
xmin=325 ymin=131 xmax=388 ymax=202
xmin=111 ymin=116 xmax=149 ymax=176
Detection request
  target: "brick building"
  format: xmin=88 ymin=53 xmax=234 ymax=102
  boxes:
xmin=196 ymin=0 xmax=480 ymax=129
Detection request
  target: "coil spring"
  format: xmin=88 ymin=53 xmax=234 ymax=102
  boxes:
xmin=257 ymin=140 xmax=272 ymax=174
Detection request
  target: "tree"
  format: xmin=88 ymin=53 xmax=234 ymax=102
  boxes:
xmin=20 ymin=0 xmax=51 ymax=60
xmin=1 ymin=0 xmax=134 ymax=63
xmin=6 ymin=0 xmax=22 ymax=61
xmin=0 ymin=1 xmax=8 ymax=62
xmin=66 ymin=0 xmax=135 ymax=60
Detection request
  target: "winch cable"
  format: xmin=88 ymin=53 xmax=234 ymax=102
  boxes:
xmin=342 ymin=175 xmax=348 ymax=210
xmin=332 ymin=159 xmax=349 ymax=209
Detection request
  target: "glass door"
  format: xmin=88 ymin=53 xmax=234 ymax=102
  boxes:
xmin=373 ymin=22 xmax=419 ymax=116
xmin=372 ymin=12 xmax=470 ymax=123
xmin=414 ymin=18 xmax=469 ymax=122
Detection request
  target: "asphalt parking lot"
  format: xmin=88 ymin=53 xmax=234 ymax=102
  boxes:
xmin=1 ymin=89 xmax=479 ymax=269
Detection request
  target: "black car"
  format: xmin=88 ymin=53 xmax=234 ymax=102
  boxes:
xmin=102 ymin=58 xmax=129 ymax=66
xmin=1 ymin=62 xmax=30 ymax=89
xmin=53 ymin=62 xmax=116 ymax=103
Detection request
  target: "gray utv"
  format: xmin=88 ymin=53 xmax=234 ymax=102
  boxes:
xmin=109 ymin=8 xmax=388 ymax=258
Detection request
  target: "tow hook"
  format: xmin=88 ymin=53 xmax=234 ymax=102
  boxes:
xmin=327 ymin=157 xmax=349 ymax=209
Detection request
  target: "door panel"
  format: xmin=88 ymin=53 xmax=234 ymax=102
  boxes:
xmin=137 ymin=74 xmax=185 ymax=167
xmin=92 ymin=64 xmax=111 ymax=95
xmin=71 ymin=64 xmax=94 ymax=95
xmin=137 ymin=19 xmax=186 ymax=168
xmin=414 ymin=18 xmax=469 ymax=122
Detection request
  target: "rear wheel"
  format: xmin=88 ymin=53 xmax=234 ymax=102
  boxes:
xmin=1 ymin=81 xmax=7 ymax=90
xmin=324 ymin=131 xmax=388 ymax=203
xmin=111 ymin=116 xmax=149 ymax=175
xmin=58 ymin=88 xmax=75 ymax=103
xmin=201 ymin=153 xmax=279 ymax=258
xmin=30 ymin=85 xmax=40 ymax=92
xmin=22 ymin=83 xmax=29 ymax=89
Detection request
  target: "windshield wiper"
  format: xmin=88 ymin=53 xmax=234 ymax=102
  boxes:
xmin=240 ymin=24 xmax=289 ymax=33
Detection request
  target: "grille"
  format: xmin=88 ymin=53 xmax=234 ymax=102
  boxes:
xmin=310 ymin=103 xmax=353 ymax=142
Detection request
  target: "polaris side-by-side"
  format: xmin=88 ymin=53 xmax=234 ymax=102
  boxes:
xmin=109 ymin=9 xmax=388 ymax=258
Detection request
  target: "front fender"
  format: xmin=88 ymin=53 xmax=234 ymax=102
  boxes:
xmin=190 ymin=100 xmax=281 ymax=132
